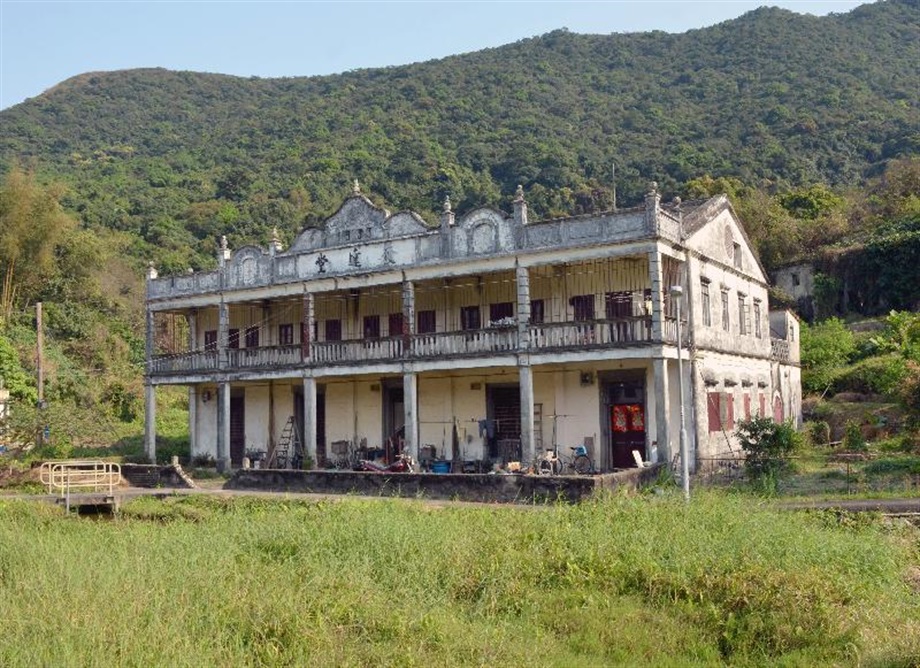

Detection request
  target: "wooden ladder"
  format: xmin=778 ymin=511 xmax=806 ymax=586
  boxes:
xmin=267 ymin=416 xmax=301 ymax=469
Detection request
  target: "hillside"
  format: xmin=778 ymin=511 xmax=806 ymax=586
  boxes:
xmin=1 ymin=0 xmax=918 ymax=273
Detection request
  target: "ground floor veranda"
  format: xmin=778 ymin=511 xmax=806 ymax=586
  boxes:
xmin=145 ymin=355 xmax=698 ymax=474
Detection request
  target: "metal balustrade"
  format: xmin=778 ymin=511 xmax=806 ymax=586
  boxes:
xmin=39 ymin=460 xmax=122 ymax=511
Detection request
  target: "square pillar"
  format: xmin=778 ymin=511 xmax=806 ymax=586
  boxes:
xmin=652 ymin=358 xmax=671 ymax=464
xmin=218 ymin=298 xmax=229 ymax=369
xmin=303 ymin=376 xmax=317 ymax=467
xmin=648 ymin=251 xmax=664 ymax=341
xmin=403 ymin=371 xmax=419 ymax=461
xmin=515 ymin=264 xmax=531 ymax=350
xmin=519 ymin=360 xmax=535 ymax=465
xmin=186 ymin=311 xmax=198 ymax=458
xmin=301 ymin=291 xmax=314 ymax=362
xmin=144 ymin=383 xmax=156 ymax=463
xmin=402 ymin=279 xmax=415 ymax=354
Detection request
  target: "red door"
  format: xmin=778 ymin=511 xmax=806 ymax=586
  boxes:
xmin=610 ymin=403 xmax=645 ymax=469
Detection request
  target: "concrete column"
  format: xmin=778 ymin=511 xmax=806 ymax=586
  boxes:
xmin=187 ymin=311 xmax=198 ymax=458
xmin=515 ymin=263 xmax=531 ymax=350
xmin=302 ymin=376 xmax=317 ymax=468
xmin=402 ymin=278 xmax=415 ymax=354
xmin=403 ymin=371 xmax=419 ymax=461
xmin=301 ymin=291 xmax=314 ymax=362
xmin=648 ymin=250 xmax=664 ymax=341
xmin=144 ymin=383 xmax=156 ymax=463
xmin=653 ymin=358 xmax=671 ymax=464
xmin=144 ymin=304 xmax=156 ymax=463
xmin=519 ymin=360 xmax=535 ymax=465
xmin=216 ymin=381 xmax=230 ymax=472
xmin=218 ymin=298 xmax=229 ymax=369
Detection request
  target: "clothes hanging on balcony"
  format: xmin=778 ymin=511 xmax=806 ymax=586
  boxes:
xmin=478 ymin=419 xmax=495 ymax=439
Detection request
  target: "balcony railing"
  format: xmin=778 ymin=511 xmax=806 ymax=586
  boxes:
xmin=227 ymin=345 xmax=302 ymax=369
xmin=530 ymin=318 xmax=652 ymax=350
xmin=413 ymin=328 xmax=518 ymax=357
xmin=771 ymin=338 xmax=791 ymax=363
xmin=313 ymin=337 xmax=404 ymax=365
xmin=150 ymin=318 xmax=682 ymax=375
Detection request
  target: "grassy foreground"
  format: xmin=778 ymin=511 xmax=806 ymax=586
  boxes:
xmin=0 ymin=492 xmax=917 ymax=667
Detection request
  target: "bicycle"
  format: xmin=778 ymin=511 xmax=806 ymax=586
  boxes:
xmin=537 ymin=444 xmax=594 ymax=475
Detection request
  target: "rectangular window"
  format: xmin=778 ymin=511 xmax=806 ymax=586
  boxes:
xmin=325 ymin=319 xmax=342 ymax=342
xmin=530 ymin=299 xmax=545 ymax=324
xmin=460 ymin=305 xmax=481 ymax=331
xmin=244 ymin=326 xmax=259 ymax=348
xmin=733 ymin=242 xmax=742 ymax=270
xmin=278 ymin=323 xmax=294 ymax=346
xmin=738 ymin=294 xmax=747 ymax=335
xmin=753 ymin=300 xmax=762 ymax=338
xmin=489 ymin=302 xmax=514 ymax=325
xmin=571 ymin=295 xmax=595 ymax=322
xmin=721 ymin=290 xmax=730 ymax=332
xmin=204 ymin=330 xmax=217 ymax=351
xmin=363 ymin=315 xmax=380 ymax=340
xmin=388 ymin=312 xmax=404 ymax=338
xmin=417 ymin=310 xmax=436 ymax=334
xmin=700 ymin=280 xmax=711 ymax=327
xmin=605 ymin=291 xmax=632 ymax=319
xmin=228 ymin=328 xmax=240 ymax=349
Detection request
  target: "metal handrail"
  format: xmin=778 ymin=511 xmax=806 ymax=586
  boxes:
xmin=39 ymin=460 xmax=122 ymax=499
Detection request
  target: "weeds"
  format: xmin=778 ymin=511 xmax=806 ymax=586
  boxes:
xmin=0 ymin=492 xmax=916 ymax=666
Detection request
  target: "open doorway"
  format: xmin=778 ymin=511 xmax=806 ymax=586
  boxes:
xmin=382 ymin=380 xmax=405 ymax=458
xmin=601 ymin=373 xmax=646 ymax=470
xmin=486 ymin=384 xmax=521 ymax=462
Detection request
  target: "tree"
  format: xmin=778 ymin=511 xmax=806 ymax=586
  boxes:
xmin=0 ymin=168 xmax=75 ymax=325
xmin=799 ymin=318 xmax=856 ymax=394
xmin=735 ymin=416 xmax=802 ymax=493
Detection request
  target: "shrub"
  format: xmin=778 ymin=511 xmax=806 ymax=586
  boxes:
xmin=831 ymin=354 xmax=907 ymax=395
xmin=735 ymin=417 xmax=803 ymax=492
xmin=800 ymin=318 xmax=856 ymax=394
xmin=842 ymin=420 xmax=867 ymax=452
xmin=806 ymin=420 xmax=831 ymax=446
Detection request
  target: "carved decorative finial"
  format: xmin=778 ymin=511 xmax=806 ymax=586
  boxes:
xmin=673 ymin=196 xmax=682 ymax=208
xmin=647 ymin=181 xmax=658 ymax=195
xmin=220 ymin=235 xmax=228 ymax=251
xmin=146 ymin=261 xmax=158 ymax=280
xmin=353 ymin=179 xmax=361 ymax=195
xmin=514 ymin=184 xmax=525 ymax=201
xmin=443 ymin=195 xmax=452 ymax=212
xmin=271 ymin=227 xmax=280 ymax=244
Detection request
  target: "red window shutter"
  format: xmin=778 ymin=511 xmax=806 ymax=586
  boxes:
xmin=707 ymin=392 xmax=721 ymax=432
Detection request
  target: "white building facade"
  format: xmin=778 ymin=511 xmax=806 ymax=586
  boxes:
xmin=144 ymin=183 xmax=800 ymax=472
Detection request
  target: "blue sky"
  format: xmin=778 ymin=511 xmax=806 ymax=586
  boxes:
xmin=0 ymin=0 xmax=866 ymax=110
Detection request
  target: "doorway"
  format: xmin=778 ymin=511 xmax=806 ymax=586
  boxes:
xmin=230 ymin=391 xmax=245 ymax=467
xmin=602 ymin=374 xmax=646 ymax=470
xmin=486 ymin=384 xmax=521 ymax=461
xmin=382 ymin=380 xmax=405 ymax=457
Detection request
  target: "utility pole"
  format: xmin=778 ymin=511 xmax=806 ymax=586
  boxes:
xmin=36 ymin=302 xmax=45 ymax=448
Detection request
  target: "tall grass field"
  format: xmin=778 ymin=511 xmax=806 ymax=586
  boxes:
xmin=0 ymin=491 xmax=917 ymax=667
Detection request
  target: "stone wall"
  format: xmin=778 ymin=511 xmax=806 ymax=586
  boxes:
xmin=226 ymin=464 xmax=663 ymax=504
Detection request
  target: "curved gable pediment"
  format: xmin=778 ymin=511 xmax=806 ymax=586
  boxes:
xmin=384 ymin=210 xmax=430 ymax=237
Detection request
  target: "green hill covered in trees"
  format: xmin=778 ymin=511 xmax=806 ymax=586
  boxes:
xmin=0 ymin=0 xmax=918 ymax=453
xmin=1 ymin=0 xmax=918 ymax=273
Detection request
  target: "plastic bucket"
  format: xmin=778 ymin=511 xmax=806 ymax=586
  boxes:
xmin=431 ymin=461 xmax=451 ymax=474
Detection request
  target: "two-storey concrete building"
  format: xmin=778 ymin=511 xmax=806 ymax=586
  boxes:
xmin=144 ymin=182 xmax=800 ymax=473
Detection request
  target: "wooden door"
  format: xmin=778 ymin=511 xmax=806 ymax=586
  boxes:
xmin=230 ymin=395 xmax=245 ymax=466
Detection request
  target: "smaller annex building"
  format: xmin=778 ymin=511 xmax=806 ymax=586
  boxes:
xmin=143 ymin=182 xmax=801 ymax=473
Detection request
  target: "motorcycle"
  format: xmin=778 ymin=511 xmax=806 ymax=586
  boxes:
xmin=355 ymin=452 xmax=416 ymax=473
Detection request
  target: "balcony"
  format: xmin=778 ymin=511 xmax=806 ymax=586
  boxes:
xmin=149 ymin=316 xmax=681 ymax=376
xmin=771 ymin=338 xmax=791 ymax=363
